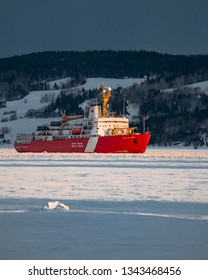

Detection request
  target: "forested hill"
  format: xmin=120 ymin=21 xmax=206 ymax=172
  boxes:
xmin=1 ymin=50 xmax=208 ymax=101
xmin=1 ymin=50 xmax=208 ymax=79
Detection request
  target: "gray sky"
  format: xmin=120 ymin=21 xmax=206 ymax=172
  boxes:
xmin=0 ymin=0 xmax=208 ymax=58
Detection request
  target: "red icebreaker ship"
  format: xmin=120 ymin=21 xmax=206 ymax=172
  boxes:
xmin=14 ymin=85 xmax=151 ymax=153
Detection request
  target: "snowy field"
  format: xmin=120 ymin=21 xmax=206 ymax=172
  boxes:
xmin=0 ymin=147 xmax=208 ymax=260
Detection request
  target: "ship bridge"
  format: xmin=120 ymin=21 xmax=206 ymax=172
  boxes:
xmin=90 ymin=117 xmax=130 ymax=136
xmin=87 ymin=84 xmax=132 ymax=136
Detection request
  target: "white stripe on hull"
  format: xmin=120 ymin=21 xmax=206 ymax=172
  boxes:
xmin=84 ymin=136 xmax=99 ymax=152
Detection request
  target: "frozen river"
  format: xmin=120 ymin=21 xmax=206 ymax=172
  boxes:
xmin=1 ymin=147 xmax=208 ymax=202
xmin=0 ymin=147 xmax=208 ymax=259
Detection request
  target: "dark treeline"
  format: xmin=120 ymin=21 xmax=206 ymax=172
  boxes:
xmin=1 ymin=50 xmax=208 ymax=101
xmin=1 ymin=50 xmax=208 ymax=79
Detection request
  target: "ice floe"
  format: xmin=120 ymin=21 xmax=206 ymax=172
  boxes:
xmin=43 ymin=201 xmax=70 ymax=211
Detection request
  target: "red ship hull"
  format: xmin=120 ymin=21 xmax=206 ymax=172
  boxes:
xmin=14 ymin=133 xmax=151 ymax=153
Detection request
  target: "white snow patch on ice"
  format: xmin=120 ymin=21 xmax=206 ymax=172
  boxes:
xmin=43 ymin=201 xmax=70 ymax=211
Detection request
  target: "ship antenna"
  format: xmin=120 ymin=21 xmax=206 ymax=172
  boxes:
xmin=143 ymin=116 xmax=146 ymax=133
xmin=123 ymin=94 xmax=126 ymax=117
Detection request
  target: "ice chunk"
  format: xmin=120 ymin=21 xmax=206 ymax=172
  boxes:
xmin=43 ymin=201 xmax=70 ymax=211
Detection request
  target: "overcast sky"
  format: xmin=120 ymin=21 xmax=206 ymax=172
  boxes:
xmin=0 ymin=0 xmax=208 ymax=58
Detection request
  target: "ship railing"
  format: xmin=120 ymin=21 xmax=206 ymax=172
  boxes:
xmin=16 ymin=134 xmax=33 ymax=143
xmin=16 ymin=139 xmax=33 ymax=144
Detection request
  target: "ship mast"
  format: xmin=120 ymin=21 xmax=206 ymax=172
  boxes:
xmin=100 ymin=84 xmax=112 ymax=118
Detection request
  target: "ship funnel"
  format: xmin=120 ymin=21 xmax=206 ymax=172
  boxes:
xmin=89 ymin=105 xmax=101 ymax=119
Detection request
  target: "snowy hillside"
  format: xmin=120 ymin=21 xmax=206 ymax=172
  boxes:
xmin=188 ymin=80 xmax=208 ymax=94
xmin=0 ymin=77 xmax=145 ymax=144
xmin=163 ymin=80 xmax=208 ymax=94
